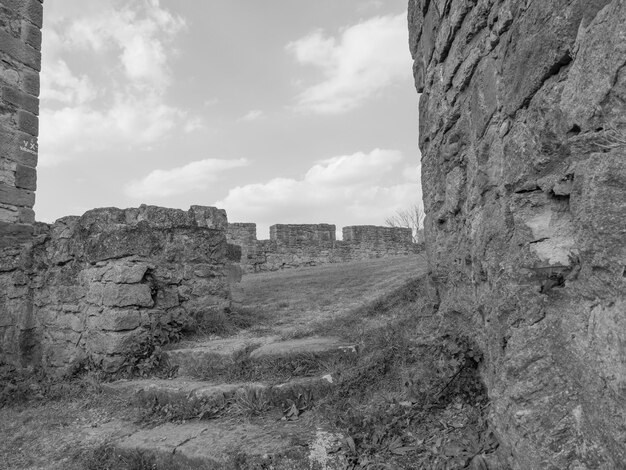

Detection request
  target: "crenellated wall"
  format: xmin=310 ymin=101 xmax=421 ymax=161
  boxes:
xmin=0 ymin=205 xmax=241 ymax=373
xmin=227 ymin=223 xmax=419 ymax=272
xmin=0 ymin=0 xmax=42 ymax=246
xmin=409 ymin=0 xmax=626 ymax=467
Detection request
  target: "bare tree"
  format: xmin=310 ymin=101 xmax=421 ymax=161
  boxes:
xmin=385 ymin=204 xmax=425 ymax=243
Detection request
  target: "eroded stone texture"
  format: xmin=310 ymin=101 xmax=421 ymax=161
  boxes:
xmin=227 ymin=223 xmax=419 ymax=272
xmin=409 ymin=0 xmax=626 ymax=467
xmin=0 ymin=205 xmax=239 ymax=373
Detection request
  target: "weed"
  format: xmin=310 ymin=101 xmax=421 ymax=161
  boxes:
xmin=187 ymin=350 xmax=340 ymax=384
xmin=140 ymin=394 xmax=229 ymax=425
xmin=79 ymin=445 xmax=158 ymax=470
xmin=595 ymin=123 xmax=626 ymax=150
xmin=231 ymin=386 xmax=271 ymax=417
xmin=195 ymin=306 xmax=265 ymax=337
xmin=0 ymin=361 xmax=107 ymax=408
xmin=76 ymin=444 xmax=220 ymax=470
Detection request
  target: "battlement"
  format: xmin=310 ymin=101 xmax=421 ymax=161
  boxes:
xmin=270 ymin=224 xmax=336 ymax=246
xmin=227 ymin=222 xmax=420 ymax=272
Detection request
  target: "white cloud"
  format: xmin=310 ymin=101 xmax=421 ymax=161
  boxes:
xmin=39 ymin=0 xmax=192 ymax=167
xmin=40 ymin=59 xmax=98 ymax=105
xmin=287 ymin=13 xmax=412 ymax=114
xmin=306 ymin=149 xmax=403 ymax=186
xmin=64 ymin=1 xmax=185 ymax=91
xmin=183 ymin=117 xmax=206 ymax=133
xmin=216 ymin=149 xmax=422 ymax=234
xmin=240 ymin=110 xmax=264 ymax=122
xmin=126 ymin=158 xmax=248 ymax=199
xmin=39 ymin=94 xmax=183 ymax=167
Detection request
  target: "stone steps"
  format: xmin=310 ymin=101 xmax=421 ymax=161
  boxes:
xmin=113 ymin=415 xmax=345 ymax=469
xmin=104 ymin=375 xmax=336 ymax=411
xmin=163 ymin=335 xmax=356 ymax=377
xmin=103 ymin=334 xmax=356 ymax=468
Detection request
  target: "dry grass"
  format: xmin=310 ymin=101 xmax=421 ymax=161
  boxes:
xmin=239 ymin=254 xmax=428 ymax=338
xmin=0 ymin=372 xmax=141 ymax=470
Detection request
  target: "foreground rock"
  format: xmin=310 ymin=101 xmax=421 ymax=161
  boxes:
xmin=409 ymin=0 xmax=626 ymax=467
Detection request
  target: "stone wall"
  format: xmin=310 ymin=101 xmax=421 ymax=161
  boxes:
xmin=0 ymin=205 xmax=240 ymax=373
xmin=409 ymin=0 xmax=626 ymax=468
xmin=0 ymin=0 xmax=42 ymax=246
xmin=227 ymin=223 xmax=418 ymax=272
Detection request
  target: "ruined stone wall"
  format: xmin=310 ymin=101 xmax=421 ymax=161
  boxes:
xmin=0 ymin=0 xmax=42 ymax=246
xmin=409 ymin=0 xmax=626 ymax=467
xmin=228 ymin=223 xmax=419 ymax=272
xmin=271 ymin=224 xmax=336 ymax=246
xmin=0 ymin=205 xmax=240 ymax=373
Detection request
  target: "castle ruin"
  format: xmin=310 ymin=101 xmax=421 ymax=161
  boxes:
xmin=227 ymin=223 xmax=419 ymax=272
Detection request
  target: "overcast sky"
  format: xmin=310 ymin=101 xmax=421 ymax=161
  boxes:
xmin=36 ymin=0 xmax=422 ymax=238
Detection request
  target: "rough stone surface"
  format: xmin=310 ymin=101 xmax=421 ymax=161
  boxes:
xmin=0 ymin=1 xmax=41 ymax=226
xmin=227 ymin=223 xmax=419 ymax=272
xmin=249 ymin=337 xmax=356 ymax=359
xmin=409 ymin=0 xmax=626 ymax=468
xmin=0 ymin=205 xmax=239 ymax=373
xmin=115 ymin=418 xmax=344 ymax=469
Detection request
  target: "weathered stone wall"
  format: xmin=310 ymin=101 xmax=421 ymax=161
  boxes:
xmin=0 ymin=205 xmax=240 ymax=373
xmin=409 ymin=0 xmax=626 ymax=468
xmin=271 ymin=224 xmax=336 ymax=246
xmin=228 ymin=223 xmax=419 ymax=272
xmin=0 ymin=0 xmax=42 ymax=246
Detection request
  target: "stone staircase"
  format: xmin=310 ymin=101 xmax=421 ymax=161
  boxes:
xmin=102 ymin=334 xmax=358 ymax=469
xmin=91 ymin=256 xmax=427 ymax=469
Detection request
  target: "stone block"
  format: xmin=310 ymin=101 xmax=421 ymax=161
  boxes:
xmin=190 ymin=205 xmax=228 ymax=230
xmin=0 ymin=126 xmax=38 ymax=167
xmin=0 ymin=158 xmax=16 ymax=185
xmin=21 ymin=68 xmax=39 ymax=96
xmin=86 ymin=329 xmax=143 ymax=355
xmin=14 ymin=163 xmax=36 ymax=190
xmin=0 ymin=206 xmax=17 ymax=222
xmin=2 ymin=85 xmax=39 ymax=115
xmin=16 ymin=109 xmax=37 ymax=135
xmin=100 ymin=262 xmax=151 ymax=284
xmin=20 ymin=20 xmax=41 ymax=49
xmin=0 ymin=64 xmax=19 ymax=87
xmin=0 ymin=30 xmax=41 ymax=70
xmin=18 ymin=206 xmax=34 ymax=223
xmin=2 ymin=0 xmax=44 ymax=29
xmin=0 ymin=182 xmax=34 ymax=207
xmin=87 ymin=309 xmax=142 ymax=332
xmin=87 ymin=283 xmax=154 ymax=308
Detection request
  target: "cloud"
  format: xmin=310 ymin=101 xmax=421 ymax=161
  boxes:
xmin=286 ymin=13 xmax=412 ymax=114
xmin=126 ymin=158 xmax=248 ymax=199
xmin=40 ymin=59 xmax=98 ymax=105
xmin=39 ymin=94 xmax=183 ymax=167
xmin=240 ymin=110 xmax=264 ymax=122
xmin=64 ymin=0 xmax=185 ymax=91
xmin=216 ymin=149 xmax=422 ymax=234
xmin=183 ymin=117 xmax=206 ymax=133
xmin=39 ymin=0 xmax=191 ymax=166
xmin=306 ymin=149 xmax=403 ymax=186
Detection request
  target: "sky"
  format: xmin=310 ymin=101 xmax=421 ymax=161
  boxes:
xmin=36 ymin=0 xmax=422 ymax=239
